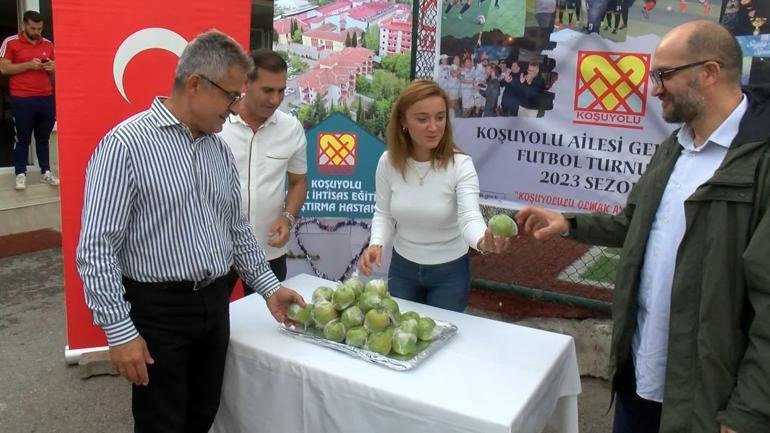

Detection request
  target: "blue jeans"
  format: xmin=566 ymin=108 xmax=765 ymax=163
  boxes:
xmin=387 ymin=249 xmax=471 ymax=312
xmin=10 ymin=95 xmax=56 ymax=175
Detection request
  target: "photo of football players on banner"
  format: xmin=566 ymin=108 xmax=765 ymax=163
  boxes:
xmin=432 ymin=0 xmax=768 ymax=214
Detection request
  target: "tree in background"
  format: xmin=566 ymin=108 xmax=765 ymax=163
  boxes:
xmin=379 ymin=53 xmax=411 ymax=80
xmin=352 ymin=32 xmax=358 ymax=48
xmin=356 ymin=74 xmax=372 ymax=96
xmin=345 ymin=32 xmax=352 ymax=47
xmin=364 ymin=24 xmax=380 ymax=54
xmin=356 ymin=97 xmax=364 ymax=122
xmin=292 ymin=27 xmax=303 ymax=44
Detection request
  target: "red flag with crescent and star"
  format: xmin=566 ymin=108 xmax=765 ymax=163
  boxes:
xmin=52 ymin=0 xmax=251 ymax=352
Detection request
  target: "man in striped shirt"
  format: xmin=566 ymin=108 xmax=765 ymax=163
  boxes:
xmin=76 ymin=30 xmax=304 ymax=433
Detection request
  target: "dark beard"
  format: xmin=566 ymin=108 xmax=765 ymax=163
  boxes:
xmin=663 ymin=79 xmax=704 ymax=124
xmin=24 ymin=31 xmax=40 ymax=41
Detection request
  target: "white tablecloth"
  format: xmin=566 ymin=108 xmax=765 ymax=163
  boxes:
xmin=211 ymin=273 xmax=581 ymax=433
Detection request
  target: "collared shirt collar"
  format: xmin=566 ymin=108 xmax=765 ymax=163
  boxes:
xmin=150 ymin=97 xmax=184 ymax=128
xmin=17 ymin=31 xmax=37 ymax=45
xmin=676 ymin=94 xmax=748 ymax=152
xmin=227 ymin=110 xmax=279 ymax=131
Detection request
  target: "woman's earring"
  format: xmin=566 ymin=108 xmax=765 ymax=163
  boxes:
xmin=402 ymin=127 xmax=408 ymax=133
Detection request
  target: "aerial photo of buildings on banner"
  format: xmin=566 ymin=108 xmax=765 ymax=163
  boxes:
xmin=273 ymin=0 xmax=414 ymax=137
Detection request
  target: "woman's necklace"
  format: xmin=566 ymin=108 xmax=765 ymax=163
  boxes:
xmin=411 ymin=161 xmax=431 ymax=186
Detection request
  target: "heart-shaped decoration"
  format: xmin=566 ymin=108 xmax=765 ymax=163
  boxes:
xmin=577 ymin=53 xmax=647 ymax=113
xmin=318 ymin=133 xmax=356 ymax=166
xmin=292 ymin=217 xmax=372 ymax=282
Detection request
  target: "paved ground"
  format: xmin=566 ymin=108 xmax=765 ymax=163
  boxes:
xmin=0 ymin=248 xmax=614 ymax=433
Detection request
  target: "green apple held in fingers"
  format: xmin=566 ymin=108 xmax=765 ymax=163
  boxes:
xmin=488 ymin=213 xmax=518 ymax=237
xmin=364 ymin=308 xmax=391 ymax=332
xmin=345 ymin=326 xmax=368 ymax=348
xmin=287 ymin=303 xmax=312 ymax=325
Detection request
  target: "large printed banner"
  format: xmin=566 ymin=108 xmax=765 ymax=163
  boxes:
xmin=433 ymin=0 xmax=768 ymax=213
xmin=53 ymin=0 xmax=250 ymax=352
xmin=285 ymin=113 xmax=389 ymax=282
xmin=273 ymin=1 xmax=415 ymax=281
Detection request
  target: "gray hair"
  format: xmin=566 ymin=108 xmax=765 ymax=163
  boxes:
xmin=173 ymin=29 xmax=253 ymax=90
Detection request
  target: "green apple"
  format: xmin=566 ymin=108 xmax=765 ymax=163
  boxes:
xmin=340 ymin=305 xmax=364 ymax=329
xmin=323 ymin=320 xmax=346 ymax=342
xmin=364 ymin=308 xmax=391 ymax=332
xmin=488 ymin=213 xmax=518 ymax=237
xmin=416 ymin=317 xmax=437 ymax=341
xmin=367 ymin=331 xmax=392 ymax=355
xmin=392 ymin=329 xmax=418 ymax=355
xmin=345 ymin=326 xmax=368 ymax=348
xmin=312 ymin=286 xmax=334 ymax=303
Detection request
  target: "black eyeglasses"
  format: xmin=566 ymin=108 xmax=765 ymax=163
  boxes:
xmin=198 ymin=74 xmax=243 ymax=106
xmin=648 ymin=60 xmax=722 ymax=89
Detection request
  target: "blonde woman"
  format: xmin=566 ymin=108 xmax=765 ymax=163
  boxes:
xmin=359 ymin=80 xmax=509 ymax=311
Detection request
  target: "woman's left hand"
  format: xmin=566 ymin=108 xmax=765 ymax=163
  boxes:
xmin=476 ymin=229 xmax=511 ymax=254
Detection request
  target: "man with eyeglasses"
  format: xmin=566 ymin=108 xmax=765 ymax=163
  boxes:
xmin=76 ymin=30 xmax=304 ymax=433
xmin=515 ymin=20 xmax=770 ymax=433
xmin=219 ymin=49 xmax=307 ymax=292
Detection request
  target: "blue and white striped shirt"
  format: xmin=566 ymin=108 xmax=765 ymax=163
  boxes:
xmin=76 ymin=97 xmax=280 ymax=346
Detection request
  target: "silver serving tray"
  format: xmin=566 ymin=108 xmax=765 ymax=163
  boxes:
xmin=279 ymin=320 xmax=458 ymax=371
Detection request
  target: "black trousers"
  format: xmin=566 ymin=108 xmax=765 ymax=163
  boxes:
xmin=229 ymin=254 xmax=287 ymax=296
xmin=123 ymin=276 xmax=231 ymax=433
xmin=612 ymin=357 xmax=663 ymax=433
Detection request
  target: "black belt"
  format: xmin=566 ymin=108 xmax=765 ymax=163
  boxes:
xmin=122 ymin=275 xmax=224 ymax=292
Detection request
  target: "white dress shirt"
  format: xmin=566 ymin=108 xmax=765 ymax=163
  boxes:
xmin=632 ymin=95 xmax=748 ymax=402
xmin=219 ymin=110 xmax=307 ymax=260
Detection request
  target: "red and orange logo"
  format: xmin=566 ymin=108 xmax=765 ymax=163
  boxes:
xmin=317 ymin=132 xmax=357 ymax=175
xmin=573 ymin=51 xmax=650 ymax=130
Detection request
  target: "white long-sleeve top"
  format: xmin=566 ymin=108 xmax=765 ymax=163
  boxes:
xmin=369 ymin=151 xmax=488 ymax=265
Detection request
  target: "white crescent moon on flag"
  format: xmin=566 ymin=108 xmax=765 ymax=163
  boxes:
xmin=113 ymin=27 xmax=188 ymax=102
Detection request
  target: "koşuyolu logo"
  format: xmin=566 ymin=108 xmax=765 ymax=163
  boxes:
xmin=317 ymin=132 xmax=357 ymax=175
xmin=573 ymin=51 xmax=650 ymax=130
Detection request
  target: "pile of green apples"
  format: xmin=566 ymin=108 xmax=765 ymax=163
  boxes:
xmin=286 ymin=277 xmax=438 ymax=357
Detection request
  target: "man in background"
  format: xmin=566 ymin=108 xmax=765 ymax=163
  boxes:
xmin=0 ymin=10 xmax=59 ymax=190
xmin=219 ymin=48 xmax=307 ymax=289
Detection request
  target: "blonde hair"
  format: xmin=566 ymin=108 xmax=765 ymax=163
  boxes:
xmin=385 ymin=79 xmax=461 ymax=177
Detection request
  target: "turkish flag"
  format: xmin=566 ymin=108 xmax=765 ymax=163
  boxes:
xmin=52 ymin=0 xmax=251 ymax=351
